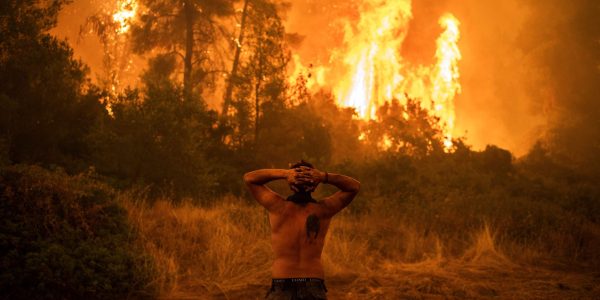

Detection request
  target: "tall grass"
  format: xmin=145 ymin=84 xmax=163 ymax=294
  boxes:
xmin=121 ymin=190 xmax=600 ymax=299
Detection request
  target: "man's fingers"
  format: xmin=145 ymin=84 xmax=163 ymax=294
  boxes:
xmin=296 ymin=173 xmax=314 ymax=179
xmin=298 ymin=170 xmax=314 ymax=176
xmin=296 ymin=179 xmax=315 ymax=185
xmin=295 ymin=178 xmax=310 ymax=183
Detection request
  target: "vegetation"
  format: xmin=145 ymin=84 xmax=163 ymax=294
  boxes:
xmin=0 ymin=0 xmax=599 ymax=299
xmin=124 ymin=189 xmax=600 ymax=299
xmin=0 ymin=165 xmax=155 ymax=299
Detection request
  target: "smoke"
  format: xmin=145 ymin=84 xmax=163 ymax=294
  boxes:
xmin=51 ymin=0 xmax=106 ymax=80
xmin=517 ymin=0 xmax=600 ymax=172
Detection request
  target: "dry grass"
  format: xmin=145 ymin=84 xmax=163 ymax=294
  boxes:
xmin=122 ymin=194 xmax=600 ymax=299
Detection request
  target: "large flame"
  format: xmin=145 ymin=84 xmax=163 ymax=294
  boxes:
xmin=293 ymin=0 xmax=462 ymax=151
xmin=432 ymin=14 xmax=461 ymax=149
xmin=334 ymin=0 xmax=413 ymax=120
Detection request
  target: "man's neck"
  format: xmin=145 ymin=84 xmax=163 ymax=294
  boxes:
xmin=286 ymin=192 xmax=316 ymax=205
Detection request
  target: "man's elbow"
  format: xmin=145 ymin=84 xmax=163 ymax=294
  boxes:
xmin=243 ymin=172 xmax=252 ymax=185
xmin=350 ymin=181 xmax=361 ymax=194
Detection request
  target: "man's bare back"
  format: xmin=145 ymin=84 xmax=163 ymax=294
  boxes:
xmin=269 ymin=201 xmax=332 ymax=278
xmin=244 ymin=161 xmax=360 ymax=299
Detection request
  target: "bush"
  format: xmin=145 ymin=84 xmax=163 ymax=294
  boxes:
xmin=0 ymin=165 xmax=155 ymax=299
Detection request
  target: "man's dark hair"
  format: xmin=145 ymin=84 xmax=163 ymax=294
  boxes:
xmin=290 ymin=160 xmax=314 ymax=169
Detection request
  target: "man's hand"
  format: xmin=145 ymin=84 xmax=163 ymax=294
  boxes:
xmin=286 ymin=168 xmax=318 ymax=192
xmin=295 ymin=167 xmax=326 ymax=192
xmin=286 ymin=169 xmax=301 ymax=192
xmin=298 ymin=166 xmax=326 ymax=183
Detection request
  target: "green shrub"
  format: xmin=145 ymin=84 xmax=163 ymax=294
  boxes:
xmin=0 ymin=165 xmax=155 ymax=299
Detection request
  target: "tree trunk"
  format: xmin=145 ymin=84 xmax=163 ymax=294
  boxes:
xmin=183 ymin=0 xmax=194 ymax=102
xmin=254 ymin=39 xmax=264 ymax=143
xmin=254 ymin=78 xmax=261 ymax=143
xmin=222 ymin=0 xmax=250 ymax=117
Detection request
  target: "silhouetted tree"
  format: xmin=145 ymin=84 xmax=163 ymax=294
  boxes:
xmin=94 ymin=53 xmax=222 ymax=198
xmin=131 ymin=0 xmax=234 ymax=101
xmin=364 ymin=98 xmax=445 ymax=157
xmin=228 ymin=0 xmax=290 ymax=147
xmin=0 ymin=0 xmax=108 ymax=171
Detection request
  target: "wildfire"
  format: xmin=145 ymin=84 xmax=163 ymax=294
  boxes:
xmin=292 ymin=0 xmax=462 ymax=151
xmin=432 ymin=14 xmax=461 ymax=149
xmin=102 ymin=0 xmax=463 ymax=151
xmin=112 ymin=0 xmax=138 ymax=34
xmin=333 ymin=0 xmax=413 ymax=120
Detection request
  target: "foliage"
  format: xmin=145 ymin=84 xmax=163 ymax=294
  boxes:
xmin=0 ymin=0 xmax=65 ymax=41
xmin=131 ymin=0 xmax=235 ymax=99
xmin=255 ymin=99 xmax=332 ymax=168
xmin=227 ymin=0 xmax=291 ymax=149
xmin=0 ymin=165 xmax=155 ymax=299
xmin=0 ymin=0 xmax=109 ymax=172
xmin=92 ymin=54 xmax=224 ymax=199
xmin=364 ymin=98 xmax=446 ymax=156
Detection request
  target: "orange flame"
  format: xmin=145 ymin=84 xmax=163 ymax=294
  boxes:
xmin=291 ymin=0 xmax=462 ymax=151
xmin=432 ymin=14 xmax=461 ymax=149
xmin=333 ymin=0 xmax=413 ymax=120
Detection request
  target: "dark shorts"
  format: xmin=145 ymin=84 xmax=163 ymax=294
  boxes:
xmin=265 ymin=278 xmax=327 ymax=300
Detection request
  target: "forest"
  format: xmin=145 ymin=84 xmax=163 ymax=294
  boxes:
xmin=1 ymin=0 xmax=599 ymax=299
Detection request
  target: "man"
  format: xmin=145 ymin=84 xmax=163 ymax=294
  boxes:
xmin=243 ymin=160 xmax=360 ymax=300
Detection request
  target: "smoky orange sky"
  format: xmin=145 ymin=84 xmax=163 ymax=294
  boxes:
xmin=53 ymin=0 xmax=599 ymax=157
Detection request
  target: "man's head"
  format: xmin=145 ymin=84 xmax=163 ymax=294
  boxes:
xmin=289 ymin=160 xmax=316 ymax=193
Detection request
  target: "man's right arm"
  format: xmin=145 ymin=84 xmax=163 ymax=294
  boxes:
xmin=298 ymin=168 xmax=360 ymax=217
xmin=243 ymin=169 xmax=292 ymax=212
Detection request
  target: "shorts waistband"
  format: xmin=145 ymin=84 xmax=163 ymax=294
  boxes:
xmin=270 ymin=278 xmax=327 ymax=292
xmin=272 ymin=278 xmax=323 ymax=283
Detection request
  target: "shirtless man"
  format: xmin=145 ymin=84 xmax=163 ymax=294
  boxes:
xmin=243 ymin=160 xmax=360 ymax=300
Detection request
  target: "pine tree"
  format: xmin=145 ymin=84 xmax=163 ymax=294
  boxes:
xmin=131 ymin=0 xmax=234 ymax=101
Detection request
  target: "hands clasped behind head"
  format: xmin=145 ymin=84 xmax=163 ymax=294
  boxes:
xmin=289 ymin=167 xmax=319 ymax=192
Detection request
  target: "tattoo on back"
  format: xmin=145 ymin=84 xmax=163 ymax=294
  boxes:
xmin=306 ymin=214 xmax=320 ymax=241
